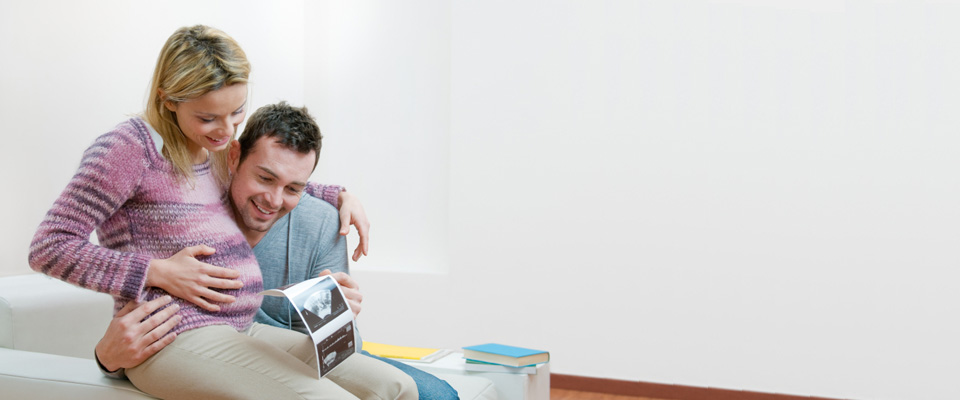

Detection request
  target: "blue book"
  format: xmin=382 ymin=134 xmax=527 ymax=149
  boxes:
xmin=464 ymin=359 xmax=538 ymax=374
xmin=462 ymin=343 xmax=550 ymax=367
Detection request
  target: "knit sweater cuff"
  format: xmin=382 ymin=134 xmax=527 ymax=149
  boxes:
xmin=324 ymin=185 xmax=344 ymax=208
xmin=306 ymin=183 xmax=344 ymax=209
xmin=121 ymin=253 xmax=153 ymax=301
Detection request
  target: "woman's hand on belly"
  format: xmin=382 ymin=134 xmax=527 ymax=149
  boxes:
xmin=145 ymin=244 xmax=244 ymax=312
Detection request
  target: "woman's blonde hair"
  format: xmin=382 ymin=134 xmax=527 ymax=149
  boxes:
xmin=144 ymin=25 xmax=250 ymax=186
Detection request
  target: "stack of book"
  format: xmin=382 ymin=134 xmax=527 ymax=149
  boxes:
xmin=461 ymin=343 xmax=550 ymax=374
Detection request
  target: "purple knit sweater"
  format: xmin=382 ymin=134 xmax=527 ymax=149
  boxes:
xmin=29 ymin=118 xmax=341 ymax=334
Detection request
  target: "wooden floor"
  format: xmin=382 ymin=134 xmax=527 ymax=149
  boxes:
xmin=551 ymin=388 xmax=663 ymax=400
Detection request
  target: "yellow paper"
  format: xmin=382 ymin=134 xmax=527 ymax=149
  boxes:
xmin=362 ymin=341 xmax=440 ymax=360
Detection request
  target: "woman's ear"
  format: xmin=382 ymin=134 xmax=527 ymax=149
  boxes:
xmin=159 ymin=89 xmax=177 ymax=112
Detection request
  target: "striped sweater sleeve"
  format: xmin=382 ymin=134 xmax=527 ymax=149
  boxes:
xmin=305 ymin=182 xmax=343 ymax=208
xmin=28 ymin=129 xmax=152 ymax=300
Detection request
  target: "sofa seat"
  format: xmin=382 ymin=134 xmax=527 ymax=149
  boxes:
xmin=0 ymin=273 xmax=496 ymax=400
xmin=0 ymin=348 xmax=157 ymax=399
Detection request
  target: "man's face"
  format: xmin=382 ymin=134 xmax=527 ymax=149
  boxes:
xmin=228 ymin=137 xmax=317 ymax=244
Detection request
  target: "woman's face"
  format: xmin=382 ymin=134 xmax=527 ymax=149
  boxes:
xmin=165 ymin=83 xmax=248 ymax=162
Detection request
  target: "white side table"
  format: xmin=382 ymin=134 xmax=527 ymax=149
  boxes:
xmin=401 ymin=352 xmax=549 ymax=400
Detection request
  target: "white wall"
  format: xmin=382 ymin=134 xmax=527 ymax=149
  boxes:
xmin=3 ymin=1 xmax=958 ymax=400
xmin=304 ymin=0 xmax=452 ymax=273
xmin=313 ymin=2 xmax=960 ymax=400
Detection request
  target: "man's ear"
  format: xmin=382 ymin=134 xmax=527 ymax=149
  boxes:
xmin=228 ymin=140 xmax=241 ymax=173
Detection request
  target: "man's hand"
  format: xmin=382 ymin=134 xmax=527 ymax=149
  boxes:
xmin=96 ymin=296 xmax=181 ymax=372
xmin=145 ymin=245 xmax=243 ymax=312
xmin=319 ymin=269 xmax=363 ymax=318
xmin=338 ymin=191 xmax=370 ymax=262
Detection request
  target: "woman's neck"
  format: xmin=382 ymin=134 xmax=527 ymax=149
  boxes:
xmin=186 ymin=142 xmax=209 ymax=164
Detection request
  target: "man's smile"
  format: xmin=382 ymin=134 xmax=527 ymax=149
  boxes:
xmin=253 ymin=200 xmax=277 ymax=216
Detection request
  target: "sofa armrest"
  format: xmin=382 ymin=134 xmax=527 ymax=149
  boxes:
xmin=0 ymin=348 xmax=156 ymax=399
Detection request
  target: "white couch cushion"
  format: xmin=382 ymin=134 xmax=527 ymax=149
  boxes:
xmin=0 ymin=347 xmax=498 ymax=400
xmin=436 ymin=373 xmax=499 ymax=400
xmin=0 ymin=348 xmax=156 ymax=399
xmin=0 ymin=273 xmax=114 ymax=358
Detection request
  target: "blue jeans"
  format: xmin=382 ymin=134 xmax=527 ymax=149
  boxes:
xmin=361 ymin=350 xmax=460 ymax=400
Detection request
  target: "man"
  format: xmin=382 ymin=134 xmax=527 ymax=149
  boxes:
xmin=95 ymin=102 xmax=458 ymax=399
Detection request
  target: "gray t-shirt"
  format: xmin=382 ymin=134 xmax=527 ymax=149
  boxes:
xmin=253 ymin=194 xmax=349 ymax=333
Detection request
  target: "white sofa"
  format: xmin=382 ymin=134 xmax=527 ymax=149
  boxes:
xmin=0 ymin=273 xmax=497 ymax=399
